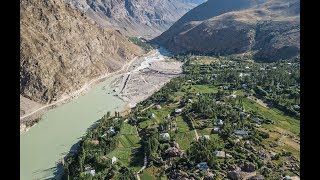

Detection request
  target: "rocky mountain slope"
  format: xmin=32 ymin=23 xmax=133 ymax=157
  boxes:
xmin=152 ymin=0 xmax=300 ymax=61
xmin=20 ymin=0 xmax=143 ymax=105
xmin=65 ymin=0 xmax=205 ymax=39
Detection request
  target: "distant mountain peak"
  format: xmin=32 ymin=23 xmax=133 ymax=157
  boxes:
xmin=152 ymin=0 xmax=300 ymax=61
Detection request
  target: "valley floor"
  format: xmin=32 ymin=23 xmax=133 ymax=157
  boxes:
xmin=64 ymin=55 xmax=300 ymax=180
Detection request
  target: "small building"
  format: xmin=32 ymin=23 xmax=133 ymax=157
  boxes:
xmin=188 ymin=99 xmax=193 ymax=103
xmin=234 ymin=130 xmax=249 ymax=136
xmin=175 ymin=108 xmax=182 ymax=113
xmin=160 ymin=133 xmax=170 ymax=140
xmin=230 ymin=94 xmax=237 ymax=98
xmin=254 ymin=124 xmax=262 ymax=128
xmin=107 ymin=127 xmax=115 ymax=134
xmin=212 ymin=127 xmax=220 ymax=134
xmin=226 ymin=153 xmax=233 ymax=158
xmin=149 ymin=113 xmax=155 ymax=119
xmin=214 ymin=150 xmax=226 ymax=158
xmin=214 ymin=119 xmax=224 ymax=126
xmin=254 ymin=117 xmax=263 ymax=124
xmin=293 ymin=105 xmax=300 ymax=111
xmin=196 ymin=92 xmax=200 ymax=96
xmin=260 ymin=68 xmax=265 ymax=71
xmin=111 ymin=156 xmax=117 ymax=164
xmin=272 ymin=67 xmax=277 ymax=69
xmin=242 ymin=84 xmax=250 ymax=91
xmin=245 ymin=66 xmax=250 ymax=69
xmin=84 ymin=165 xmax=95 ymax=176
xmin=234 ymin=138 xmax=240 ymax=144
xmin=197 ymin=162 xmax=209 ymax=171
xmin=203 ymin=135 xmax=210 ymax=140
xmin=155 ymin=105 xmax=162 ymax=110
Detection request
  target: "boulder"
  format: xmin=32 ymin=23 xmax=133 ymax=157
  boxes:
xmin=243 ymin=162 xmax=256 ymax=172
xmin=204 ymin=172 xmax=215 ymax=180
xmin=227 ymin=171 xmax=241 ymax=180
xmin=172 ymin=141 xmax=180 ymax=149
xmin=165 ymin=147 xmax=182 ymax=157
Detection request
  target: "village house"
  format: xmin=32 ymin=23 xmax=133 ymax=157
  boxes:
xmin=160 ymin=132 xmax=170 ymax=140
xmin=197 ymin=162 xmax=209 ymax=171
xmin=203 ymin=135 xmax=210 ymax=140
xmin=230 ymin=94 xmax=237 ymax=98
xmin=84 ymin=165 xmax=95 ymax=176
xmin=175 ymin=108 xmax=182 ymax=113
xmin=107 ymin=127 xmax=115 ymax=134
xmin=111 ymin=156 xmax=117 ymax=164
xmin=234 ymin=130 xmax=249 ymax=136
xmin=149 ymin=113 xmax=155 ymax=119
xmin=254 ymin=117 xmax=263 ymax=124
xmin=293 ymin=105 xmax=300 ymax=111
xmin=214 ymin=119 xmax=224 ymax=126
xmin=212 ymin=127 xmax=220 ymax=134
xmin=214 ymin=150 xmax=226 ymax=158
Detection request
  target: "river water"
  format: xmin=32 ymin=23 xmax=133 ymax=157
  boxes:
xmin=20 ymin=47 xmax=172 ymax=180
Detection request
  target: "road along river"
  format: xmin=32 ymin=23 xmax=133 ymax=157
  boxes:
xmin=20 ymin=47 xmax=176 ymax=180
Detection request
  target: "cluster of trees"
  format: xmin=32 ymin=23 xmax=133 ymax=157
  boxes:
xmin=63 ymin=115 xmax=138 ymax=179
xmin=128 ymin=37 xmax=155 ymax=53
xmin=181 ymin=56 xmax=300 ymax=118
xmin=63 ymin=54 xmax=300 ymax=179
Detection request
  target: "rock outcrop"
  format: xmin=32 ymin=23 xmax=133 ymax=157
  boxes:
xmin=65 ymin=0 xmax=205 ymax=38
xmin=20 ymin=0 xmax=143 ymax=104
xmin=152 ymin=0 xmax=300 ymax=61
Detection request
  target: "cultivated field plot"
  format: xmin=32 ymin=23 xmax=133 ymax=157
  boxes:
xmin=181 ymin=84 xmax=219 ymax=94
xmin=243 ymin=98 xmax=300 ymax=159
xmin=190 ymin=56 xmax=219 ymax=65
xmin=107 ymin=124 xmax=142 ymax=171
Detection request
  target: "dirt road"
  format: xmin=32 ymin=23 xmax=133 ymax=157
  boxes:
xmin=20 ymin=51 xmax=161 ymax=121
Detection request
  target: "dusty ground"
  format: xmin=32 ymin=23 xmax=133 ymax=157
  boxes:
xmin=20 ymin=95 xmax=43 ymax=117
xmin=111 ymin=59 xmax=183 ymax=107
xmin=247 ymin=96 xmax=270 ymax=108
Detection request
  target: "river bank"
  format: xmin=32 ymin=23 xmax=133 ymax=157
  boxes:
xmin=20 ymin=47 xmax=181 ymax=180
xmin=20 ymin=50 xmax=158 ymax=134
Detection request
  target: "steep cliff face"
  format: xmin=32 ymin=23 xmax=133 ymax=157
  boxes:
xmin=65 ymin=0 xmax=205 ymax=38
xmin=152 ymin=0 xmax=300 ymax=61
xmin=20 ymin=0 xmax=143 ymax=104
